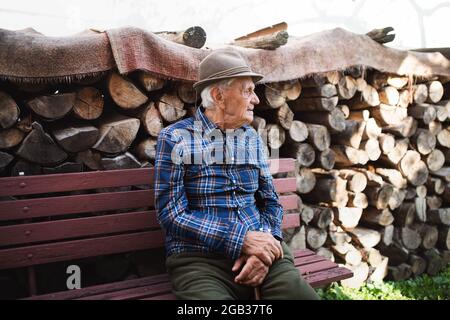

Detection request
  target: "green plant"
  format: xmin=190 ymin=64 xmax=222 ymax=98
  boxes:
xmin=317 ymin=264 xmax=450 ymax=300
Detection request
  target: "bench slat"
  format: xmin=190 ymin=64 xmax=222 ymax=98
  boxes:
xmin=303 ymin=267 xmax=354 ymax=287
xmin=0 ymin=231 xmax=165 ymax=270
xmin=0 ymin=211 xmax=159 ymax=247
xmin=1 ymin=211 xmax=300 ymax=247
xmin=272 ymin=177 xmax=296 ymax=194
xmin=0 ymin=159 xmax=295 ymax=197
xmin=0 ymin=191 xmax=298 ymax=221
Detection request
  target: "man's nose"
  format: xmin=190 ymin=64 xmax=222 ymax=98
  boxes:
xmin=251 ymin=92 xmax=260 ymax=105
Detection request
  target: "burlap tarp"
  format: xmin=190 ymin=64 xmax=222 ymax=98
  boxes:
xmin=1 ymin=26 xmax=449 ymax=84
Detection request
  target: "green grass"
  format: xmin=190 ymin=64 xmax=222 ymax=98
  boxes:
xmin=317 ymin=264 xmax=450 ymax=300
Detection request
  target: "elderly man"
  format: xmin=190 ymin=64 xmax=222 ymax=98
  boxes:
xmin=154 ymin=48 xmax=319 ymax=300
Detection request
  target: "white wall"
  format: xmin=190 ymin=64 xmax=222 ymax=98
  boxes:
xmin=0 ymin=0 xmax=449 ymax=49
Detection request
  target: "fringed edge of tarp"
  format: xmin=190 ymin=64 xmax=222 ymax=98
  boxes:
xmin=0 ymin=70 xmax=112 ymax=85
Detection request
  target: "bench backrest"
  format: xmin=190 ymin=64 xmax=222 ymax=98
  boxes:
xmin=0 ymin=158 xmax=300 ymax=283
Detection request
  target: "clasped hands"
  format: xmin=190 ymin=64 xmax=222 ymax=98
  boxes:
xmin=232 ymin=230 xmax=283 ymax=287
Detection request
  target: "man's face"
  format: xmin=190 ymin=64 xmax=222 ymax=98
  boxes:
xmin=221 ymin=77 xmax=260 ymax=128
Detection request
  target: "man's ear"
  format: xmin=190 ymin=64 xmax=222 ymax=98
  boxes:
xmin=211 ymin=87 xmax=225 ymax=110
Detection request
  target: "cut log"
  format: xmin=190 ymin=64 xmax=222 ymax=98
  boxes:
xmin=280 ymin=142 xmax=314 ymax=166
xmin=379 ymin=138 xmax=409 ymax=165
xmin=388 ymin=263 xmax=412 ymax=281
xmin=156 ymin=26 xmax=207 ymax=48
xmin=397 ymin=89 xmax=412 ymax=108
xmin=232 ymin=30 xmax=288 ymax=50
xmin=139 ymin=102 xmax=164 ymax=137
xmin=413 ymin=84 xmax=428 ymax=104
xmin=378 ymin=86 xmax=399 ymax=106
xmin=369 ymin=72 xmax=409 ymax=89
xmin=134 ymin=137 xmax=158 ymax=161
xmin=108 ymin=73 xmax=148 ymax=109
xmin=360 ymin=207 xmax=394 ymax=227
xmin=340 ymin=262 xmax=369 ymax=289
xmin=338 ymin=169 xmax=368 ymax=193
xmin=262 ymin=80 xmax=302 ymax=108
xmin=396 ymin=226 xmax=422 ymax=250
xmin=300 ymin=206 xmax=314 ymax=225
xmin=101 ymin=152 xmax=142 ymax=170
xmin=251 ymin=115 xmax=266 ymax=132
xmin=337 ymin=104 xmax=350 ymax=118
xmin=378 ymin=133 xmax=395 ymax=154
xmin=394 ymin=202 xmax=416 ymax=227
xmin=383 ymin=116 xmax=417 ymax=138
xmin=426 ymin=177 xmax=445 ymax=195
xmin=333 ymin=243 xmax=362 ymax=266
xmin=361 ymin=139 xmax=381 ymax=161
xmin=0 ymin=91 xmax=20 ymax=129
xmin=177 ymin=82 xmax=197 ymax=104
xmin=331 ymin=145 xmax=369 ymax=167
xmin=379 ymin=224 xmax=395 ymax=246
xmin=73 ymin=87 xmax=104 ymax=120
xmin=300 ymin=83 xmax=336 ymax=98
xmin=411 ymin=128 xmax=436 ymax=155
xmin=371 ymin=104 xmax=408 ymax=126
xmin=16 ymin=122 xmax=67 ymax=166
xmin=266 ymin=124 xmax=286 ymax=150
xmin=346 ymin=84 xmax=380 ymax=109
xmin=75 ymin=149 xmax=103 ymax=170
xmin=295 ymin=167 xmax=316 ymax=194
xmin=408 ymin=254 xmax=427 ymax=276
xmin=437 ymin=226 xmax=450 ymax=250
xmin=0 ymin=151 xmax=13 ymax=171
xmin=289 ymin=96 xmax=338 ymax=112
xmin=408 ymin=103 xmax=437 ymax=125
xmin=350 ymin=227 xmax=381 ymax=248
xmin=399 ymin=150 xmax=429 ymax=186
xmin=423 ymin=249 xmax=444 ymax=276
xmin=388 ymin=188 xmax=406 ymax=210
xmin=0 ymin=127 xmax=26 ymax=149
xmin=369 ymin=256 xmax=389 ymax=283
xmin=428 ymin=120 xmax=443 ymax=137
xmin=433 ymin=106 xmax=449 ymax=122
xmin=437 ymin=126 xmax=450 ymax=148
xmin=332 ymin=120 xmax=365 ymax=149
xmin=27 ymin=93 xmax=76 ymax=120
xmin=302 ymin=177 xmax=348 ymax=207
xmin=295 ymin=108 xmax=346 ymax=133
xmin=337 ymin=76 xmax=357 ymax=100
xmin=287 ymin=120 xmax=308 ymax=143
xmin=347 ymin=192 xmax=368 ymax=208
xmin=378 ymin=243 xmax=409 ymax=266
xmin=315 ymin=149 xmax=335 ymax=170
xmin=428 ymin=208 xmax=450 ymax=226
xmin=309 ymin=206 xmax=334 ymax=229
xmin=364 ymin=184 xmax=394 ymax=210
xmin=157 ymin=93 xmax=186 ymax=123
xmin=260 ymin=103 xmax=294 ymax=130
xmin=332 ymin=207 xmax=363 ymax=229
xmin=347 ymin=109 xmax=370 ymax=122
xmin=316 ymin=247 xmax=335 ymax=263
xmin=425 ymin=149 xmax=445 ymax=172
xmin=52 ymin=124 xmax=99 ymax=153
xmin=356 ymin=77 xmax=367 ymax=92
xmin=305 ymin=227 xmax=327 ymax=249
xmin=137 ymin=71 xmax=166 ymax=92
xmin=416 ymin=185 xmax=427 ymax=198
xmin=430 ymin=167 xmax=450 ymax=182
xmin=415 ymin=197 xmax=427 ymax=223
xmin=375 ymin=168 xmax=407 ymax=189
xmin=305 ymin=124 xmax=330 ymax=151
xmin=426 ymin=81 xmax=444 ymax=103
xmin=411 ymin=223 xmax=439 ymax=250
xmin=301 ymin=71 xmax=341 ymax=87
xmin=92 ymin=114 xmax=140 ymax=154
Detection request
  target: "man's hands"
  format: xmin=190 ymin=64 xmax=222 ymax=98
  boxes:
xmin=241 ymin=231 xmax=283 ymax=266
xmin=231 ymin=231 xmax=284 ymax=287
xmin=232 ymin=255 xmax=268 ymax=287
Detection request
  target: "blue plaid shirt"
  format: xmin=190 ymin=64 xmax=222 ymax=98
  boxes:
xmin=154 ymin=106 xmax=283 ymax=260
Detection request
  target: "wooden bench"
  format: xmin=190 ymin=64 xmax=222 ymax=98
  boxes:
xmin=0 ymin=158 xmax=352 ymax=300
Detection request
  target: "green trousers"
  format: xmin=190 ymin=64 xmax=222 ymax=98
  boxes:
xmin=165 ymin=242 xmax=320 ymax=300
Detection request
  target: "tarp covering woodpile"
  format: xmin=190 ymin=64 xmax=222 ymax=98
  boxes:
xmin=1 ymin=26 xmax=449 ymax=84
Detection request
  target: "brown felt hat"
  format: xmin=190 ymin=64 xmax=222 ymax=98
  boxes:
xmin=193 ymin=48 xmax=264 ymax=94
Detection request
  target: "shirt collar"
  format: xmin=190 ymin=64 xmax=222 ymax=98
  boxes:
xmin=194 ymin=106 xmax=252 ymax=134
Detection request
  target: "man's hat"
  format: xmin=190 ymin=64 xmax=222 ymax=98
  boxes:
xmin=193 ymin=48 xmax=264 ymax=94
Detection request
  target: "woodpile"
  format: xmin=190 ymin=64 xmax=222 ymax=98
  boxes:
xmin=0 ymin=57 xmax=449 ymax=288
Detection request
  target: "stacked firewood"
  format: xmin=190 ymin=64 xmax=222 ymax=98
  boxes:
xmin=259 ymin=70 xmax=450 ymax=288
xmin=0 ymin=62 xmax=449 ymax=288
